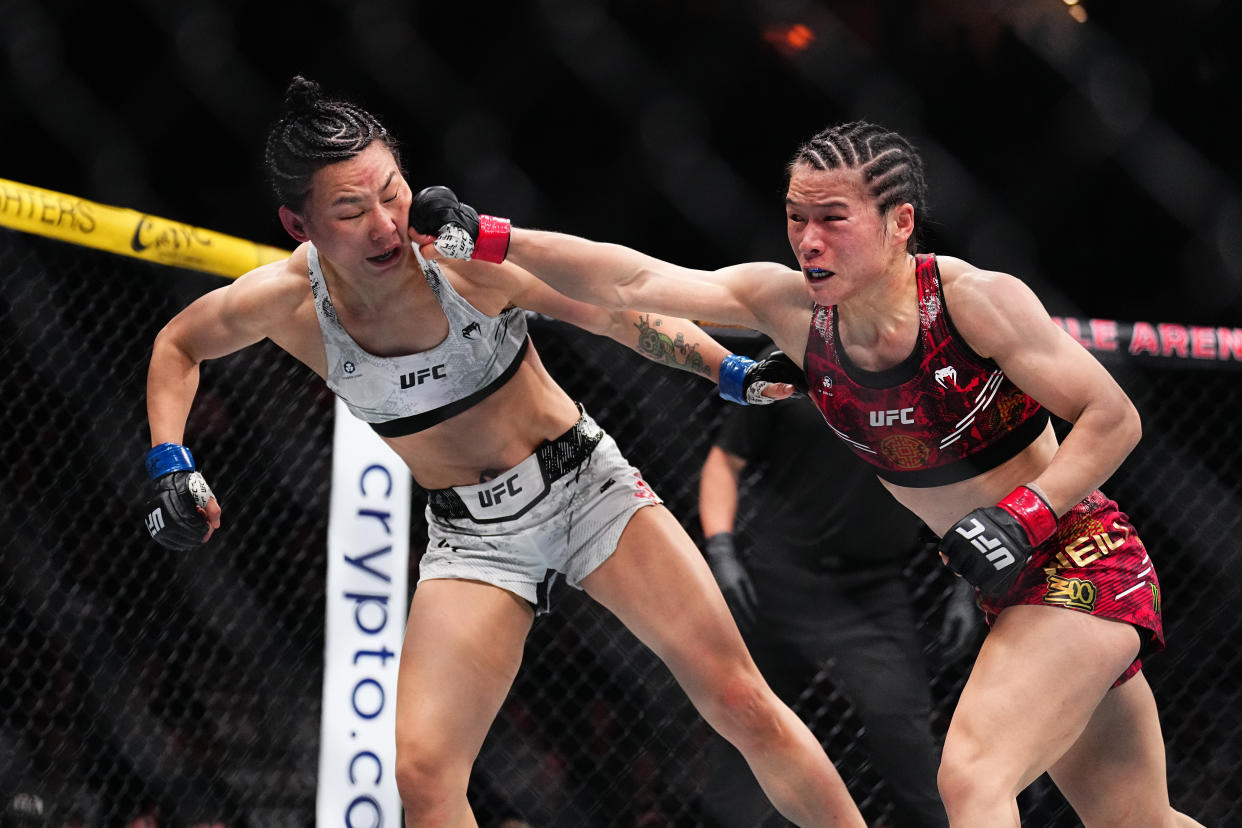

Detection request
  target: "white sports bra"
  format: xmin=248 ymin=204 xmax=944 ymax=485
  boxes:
xmin=309 ymin=244 xmax=529 ymax=436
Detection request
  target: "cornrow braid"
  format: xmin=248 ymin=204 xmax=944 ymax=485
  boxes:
xmin=789 ymin=121 xmax=928 ymax=252
xmin=263 ymin=75 xmax=399 ymax=211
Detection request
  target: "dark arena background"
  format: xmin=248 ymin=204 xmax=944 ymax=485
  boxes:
xmin=1 ymin=2 xmax=1240 ymax=827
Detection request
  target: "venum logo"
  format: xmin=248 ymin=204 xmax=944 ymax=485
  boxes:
xmin=934 ymin=365 xmax=958 ymax=389
xmin=400 ymin=365 xmax=447 ymax=389
xmin=461 ymin=321 xmax=481 ymax=340
xmin=869 ymin=407 xmax=915 ymax=427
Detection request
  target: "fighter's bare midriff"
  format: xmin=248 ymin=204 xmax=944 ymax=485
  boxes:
xmin=380 ymin=349 xmax=581 ymax=490
xmin=882 ymin=421 xmax=1059 ymax=537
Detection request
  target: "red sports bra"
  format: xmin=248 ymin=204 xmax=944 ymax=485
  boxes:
xmin=803 ymin=254 xmax=1048 ymax=487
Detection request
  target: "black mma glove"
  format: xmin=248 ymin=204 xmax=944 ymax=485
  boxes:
xmin=704 ymin=532 xmax=759 ymax=632
xmin=409 ymin=185 xmax=511 ymax=263
xmin=717 ymin=350 xmax=809 ymax=406
xmin=143 ymin=442 xmax=217 ymax=551
xmin=940 ymin=485 xmax=1058 ymax=596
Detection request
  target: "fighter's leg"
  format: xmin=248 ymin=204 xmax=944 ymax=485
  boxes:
xmin=936 ymin=605 xmax=1140 ymax=828
xmin=1047 ymin=670 xmax=1204 ymax=828
xmin=394 ymin=578 xmax=534 ymax=828
xmin=581 ymin=504 xmax=866 ymax=828
xmin=700 ymin=630 xmax=806 ymax=828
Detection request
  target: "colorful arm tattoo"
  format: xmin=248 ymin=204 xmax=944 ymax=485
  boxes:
xmin=632 ymin=314 xmax=711 ymax=377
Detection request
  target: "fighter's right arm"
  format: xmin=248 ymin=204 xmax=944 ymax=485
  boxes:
xmin=506 ymin=228 xmax=780 ymax=331
xmin=409 ymin=185 xmax=807 ymax=339
xmin=146 ymin=270 xmax=282 ymax=446
xmin=143 ymin=263 xmax=298 ymax=550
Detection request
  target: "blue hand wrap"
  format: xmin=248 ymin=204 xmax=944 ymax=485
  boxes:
xmin=145 ymin=442 xmax=195 ymax=480
xmin=718 ymin=355 xmax=756 ymax=405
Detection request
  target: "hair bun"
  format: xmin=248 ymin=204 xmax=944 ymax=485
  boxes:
xmin=283 ymin=75 xmax=322 ymax=114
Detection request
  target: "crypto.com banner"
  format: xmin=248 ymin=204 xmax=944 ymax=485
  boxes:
xmin=318 ymin=398 xmax=410 ymax=827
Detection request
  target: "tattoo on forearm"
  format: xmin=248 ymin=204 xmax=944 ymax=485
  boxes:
xmin=633 ymin=314 xmax=710 ymax=377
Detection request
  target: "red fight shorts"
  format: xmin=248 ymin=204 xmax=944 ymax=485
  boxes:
xmin=977 ymin=490 xmax=1165 ymax=687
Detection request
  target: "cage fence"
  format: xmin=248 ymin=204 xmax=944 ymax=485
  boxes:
xmin=0 ymin=229 xmax=1238 ymax=828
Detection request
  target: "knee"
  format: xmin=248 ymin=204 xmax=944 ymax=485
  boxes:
xmin=703 ymin=673 xmax=787 ymax=752
xmin=935 ymin=755 xmax=975 ymax=814
xmin=393 ymin=741 xmax=466 ymax=817
xmin=936 ymin=735 xmax=1011 ymax=815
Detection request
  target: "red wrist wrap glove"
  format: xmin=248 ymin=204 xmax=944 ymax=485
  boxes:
xmin=409 ymin=185 xmax=511 ymax=263
xmin=998 ymin=485 xmax=1058 ymax=547
xmin=473 ymin=214 xmax=511 ymax=263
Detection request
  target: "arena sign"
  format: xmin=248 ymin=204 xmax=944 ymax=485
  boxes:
xmin=318 ymin=399 xmax=410 ymax=827
xmin=1052 ymin=316 xmax=1242 ymax=365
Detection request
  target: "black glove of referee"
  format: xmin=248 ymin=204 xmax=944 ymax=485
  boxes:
xmin=704 ymin=532 xmax=759 ymax=631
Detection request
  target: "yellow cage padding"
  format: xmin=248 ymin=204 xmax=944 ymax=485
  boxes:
xmin=0 ymin=178 xmax=288 ymax=279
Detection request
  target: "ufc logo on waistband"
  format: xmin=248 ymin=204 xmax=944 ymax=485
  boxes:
xmin=954 ymin=519 xmax=1015 ymax=569
xmin=145 ymin=508 xmax=165 ymax=537
xmin=869 ymin=407 xmax=915 ymax=427
xmin=478 ymin=474 xmax=523 ymax=508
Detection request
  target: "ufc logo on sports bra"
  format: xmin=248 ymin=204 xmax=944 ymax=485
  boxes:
xmin=400 ymin=365 xmax=447 ymax=389
xmin=869 ymin=407 xmax=915 ymax=427
xmin=954 ymin=519 xmax=1016 ymax=570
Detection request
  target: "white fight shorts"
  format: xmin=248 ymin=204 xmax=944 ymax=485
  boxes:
xmin=418 ymin=407 xmax=662 ymax=607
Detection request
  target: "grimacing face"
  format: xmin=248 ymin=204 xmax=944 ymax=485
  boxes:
xmin=785 ymin=163 xmax=895 ymax=304
xmin=292 ymin=141 xmax=414 ymax=275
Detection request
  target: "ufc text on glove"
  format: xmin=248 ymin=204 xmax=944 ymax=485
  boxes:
xmin=939 ymin=485 xmax=1058 ymax=596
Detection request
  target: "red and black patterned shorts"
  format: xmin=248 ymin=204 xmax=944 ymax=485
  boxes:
xmin=976 ymin=490 xmax=1165 ymax=687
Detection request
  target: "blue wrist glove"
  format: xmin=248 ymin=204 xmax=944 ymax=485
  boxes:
xmin=718 ymin=350 xmax=808 ymax=406
xmin=143 ymin=442 xmax=217 ymax=551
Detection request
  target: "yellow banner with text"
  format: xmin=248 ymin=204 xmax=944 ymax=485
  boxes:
xmin=0 ymin=178 xmax=288 ymax=279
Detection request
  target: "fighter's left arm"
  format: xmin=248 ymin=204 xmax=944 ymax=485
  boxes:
xmin=944 ymin=262 xmax=1141 ymax=516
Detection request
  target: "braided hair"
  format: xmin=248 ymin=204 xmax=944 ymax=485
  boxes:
xmin=788 ymin=121 xmax=928 ymax=253
xmin=263 ymin=75 xmax=399 ymax=211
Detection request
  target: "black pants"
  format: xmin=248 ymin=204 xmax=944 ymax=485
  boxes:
xmin=701 ymin=558 xmax=948 ymax=828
